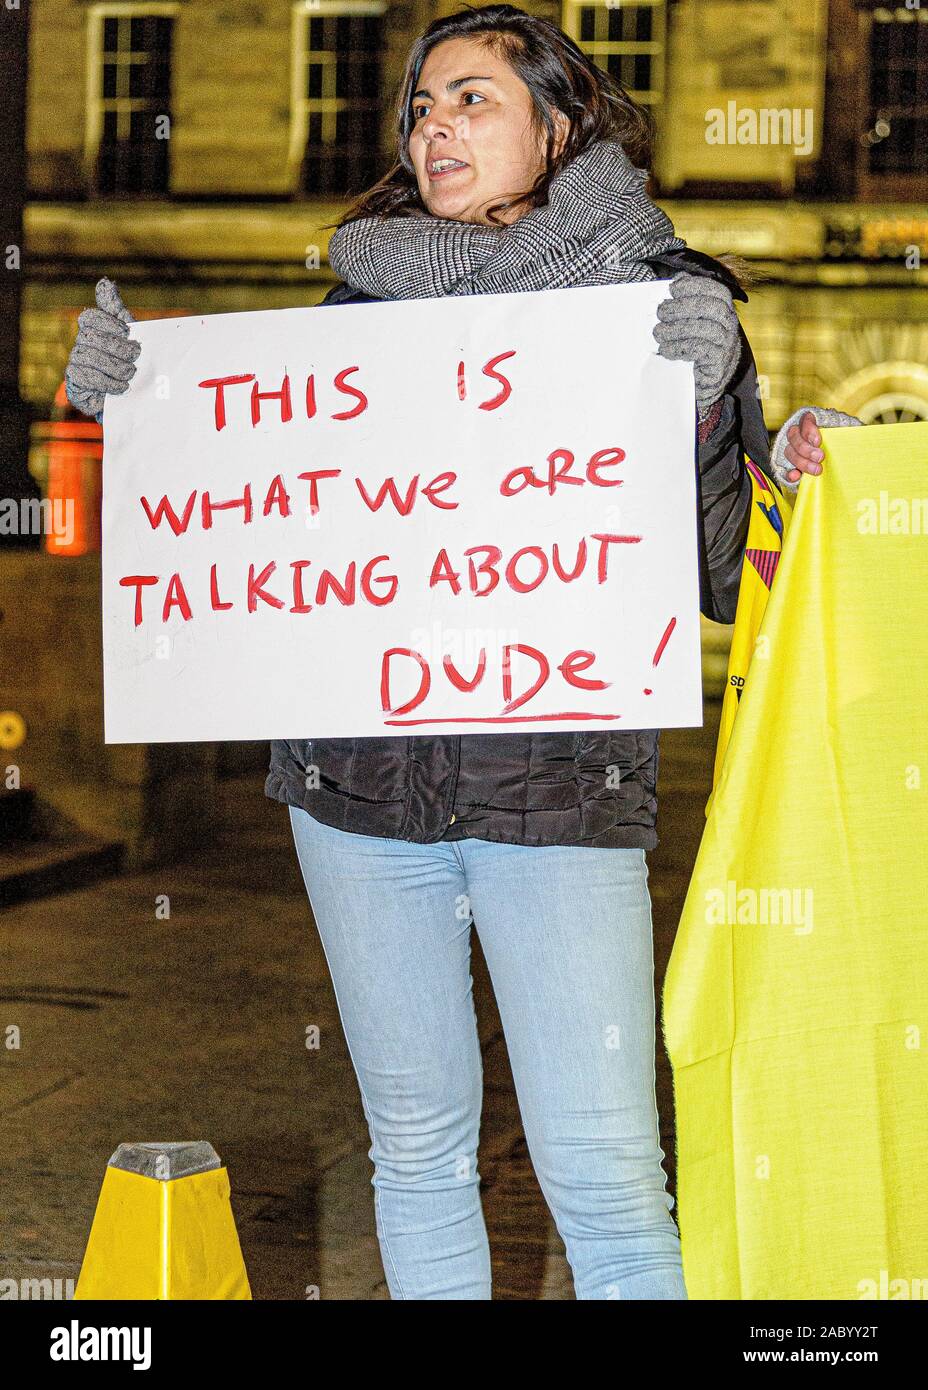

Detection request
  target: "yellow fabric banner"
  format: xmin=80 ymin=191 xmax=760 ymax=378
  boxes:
xmin=664 ymin=421 xmax=928 ymax=1300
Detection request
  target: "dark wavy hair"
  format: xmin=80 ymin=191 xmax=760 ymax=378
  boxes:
xmin=335 ymin=3 xmax=654 ymax=229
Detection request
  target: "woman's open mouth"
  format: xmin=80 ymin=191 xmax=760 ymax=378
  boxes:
xmin=428 ymin=158 xmax=469 ymax=180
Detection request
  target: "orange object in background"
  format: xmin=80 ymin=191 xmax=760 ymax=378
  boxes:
xmin=42 ymin=381 xmax=103 ymax=556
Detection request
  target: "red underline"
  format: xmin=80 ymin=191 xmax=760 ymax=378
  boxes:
xmin=383 ymin=712 xmax=622 ymax=726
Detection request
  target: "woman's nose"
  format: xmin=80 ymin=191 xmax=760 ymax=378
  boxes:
xmin=422 ymin=109 xmax=455 ymax=143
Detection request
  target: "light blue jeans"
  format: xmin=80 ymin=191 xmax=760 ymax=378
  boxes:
xmin=289 ymin=805 xmax=687 ymax=1301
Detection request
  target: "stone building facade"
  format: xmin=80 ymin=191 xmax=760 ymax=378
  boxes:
xmin=20 ymin=0 xmax=928 ymax=428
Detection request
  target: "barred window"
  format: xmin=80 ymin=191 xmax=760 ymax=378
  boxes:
xmin=87 ymin=5 xmax=175 ymax=195
xmin=292 ymin=1 xmax=386 ymax=196
xmin=561 ymin=0 xmax=666 ymax=106
xmin=866 ymin=7 xmax=928 ymax=176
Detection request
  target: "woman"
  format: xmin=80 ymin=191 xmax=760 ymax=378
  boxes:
xmin=65 ymin=4 xmax=859 ymax=1300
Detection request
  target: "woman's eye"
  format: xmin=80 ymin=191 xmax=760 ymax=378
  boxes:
xmin=412 ymin=91 xmax=483 ymax=122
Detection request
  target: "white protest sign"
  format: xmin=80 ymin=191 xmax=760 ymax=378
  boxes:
xmin=102 ymin=282 xmax=703 ymax=742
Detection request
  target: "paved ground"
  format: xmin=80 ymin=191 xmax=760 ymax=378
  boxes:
xmin=1 ymin=703 xmax=721 ymax=1300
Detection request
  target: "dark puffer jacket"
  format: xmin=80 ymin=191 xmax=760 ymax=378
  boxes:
xmin=265 ymin=246 xmax=773 ymax=849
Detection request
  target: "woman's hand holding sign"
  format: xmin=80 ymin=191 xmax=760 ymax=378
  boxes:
xmin=65 ymin=277 xmax=140 ymax=423
xmin=652 ymin=271 xmax=741 ymax=421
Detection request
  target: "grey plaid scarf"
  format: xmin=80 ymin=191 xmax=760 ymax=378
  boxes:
xmin=327 ymin=139 xmax=687 ymax=299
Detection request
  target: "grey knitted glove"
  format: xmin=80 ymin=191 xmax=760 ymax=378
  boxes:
xmin=769 ymin=405 xmax=864 ymax=493
xmin=652 ymin=271 xmax=741 ymax=421
xmin=65 ymin=277 xmax=140 ymax=425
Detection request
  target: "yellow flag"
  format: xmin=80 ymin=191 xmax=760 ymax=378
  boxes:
xmin=664 ymin=421 xmax=928 ymax=1300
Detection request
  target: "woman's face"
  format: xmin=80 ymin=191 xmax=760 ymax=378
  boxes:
xmin=408 ymin=35 xmax=567 ymax=225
